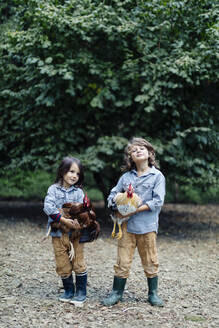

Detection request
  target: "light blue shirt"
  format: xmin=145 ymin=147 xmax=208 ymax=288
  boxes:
xmin=43 ymin=183 xmax=84 ymax=237
xmin=107 ymin=166 xmax=165 ymax=234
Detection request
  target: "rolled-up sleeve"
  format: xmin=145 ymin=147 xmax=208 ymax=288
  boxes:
xmin=146 ymin=174 xmax=165 ymax=212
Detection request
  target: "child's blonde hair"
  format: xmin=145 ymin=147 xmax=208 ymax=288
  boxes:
xmin=122 ymin=137 xmax=158 ymax=171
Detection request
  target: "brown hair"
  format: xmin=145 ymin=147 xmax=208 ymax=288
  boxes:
xmin=122 ymin=137 xmax=158 ymax=171
xmin=55 ymin=157 xmax=84 ymax=187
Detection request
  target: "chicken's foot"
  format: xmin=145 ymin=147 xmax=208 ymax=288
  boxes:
xmin=111 ymin=221 xmax=116 ymax=239
xmin=116 ymin=223 xmax=123 ymax=240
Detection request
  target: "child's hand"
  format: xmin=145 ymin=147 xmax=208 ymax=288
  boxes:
xmin=114 ymin=211 xmax=135 ymax=218
xmin=60 ymin=217 xmax=81 ymax=229
xmin=71 ymin=219 xmax=81 ymax=229
xmin=114 ymin=211 xmax=124 ymax=218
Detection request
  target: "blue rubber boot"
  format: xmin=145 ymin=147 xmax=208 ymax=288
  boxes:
xmin=70 ymin=272 xmax=87 ymax=307
xmin=101 ymin=276 xmax=127 ymax=306
xmin=147 ymin=276 xmax=164 ymax=307
xmin=59 ymin=274 xmax=74 ymax=303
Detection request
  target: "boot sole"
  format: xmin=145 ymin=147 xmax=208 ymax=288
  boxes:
xmin=148 ymin=300 xmax=164 ymax=307
xmin=59 ymin=298 xmax=73 ymax=303
xmin=101 ymin=296 xmax=122 ymax=306
xmin=70 ymin=299 xmax=86 ymax=307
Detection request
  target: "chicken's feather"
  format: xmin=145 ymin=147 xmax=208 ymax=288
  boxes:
xmin=110 ymin=184 xmax=142 ymax=239
xmin=114 ymin=191 xmax=142 ymax=216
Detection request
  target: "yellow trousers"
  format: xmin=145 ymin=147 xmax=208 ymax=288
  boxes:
xmin=52 ymin=234 xmax=86 ymax=278
xmin=114 ymin=222 xmax=159 ymax=279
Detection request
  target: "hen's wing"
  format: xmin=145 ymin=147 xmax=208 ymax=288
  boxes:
xmin=117 ymin=203 xmax=138 ymax=216
xmin=69 ymin=202 xmax=84 ymax=216
xmin=115 ymin=192 xmax=142 ymax=216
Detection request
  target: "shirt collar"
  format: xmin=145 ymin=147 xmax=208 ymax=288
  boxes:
xmin=131 ymin=165 xmax=156 ymax=177
xmin=56 ymin=183 xmax=77 ymax=192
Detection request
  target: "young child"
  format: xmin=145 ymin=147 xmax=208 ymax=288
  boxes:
xmin=102 ymin=137 xmax=165 ymax=307
xmin=43 ymin=157 xmax=87 ymax=306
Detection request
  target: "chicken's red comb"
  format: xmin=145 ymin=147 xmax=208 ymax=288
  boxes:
xmin=128 ymin=183 xmax=133 ymax=190
xmin=127 ymin=183 xmax=134 ymax=198
xmin=83 ymin=193 xmax=90 ymax=207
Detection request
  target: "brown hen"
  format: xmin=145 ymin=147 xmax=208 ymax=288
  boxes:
xmin=49 ymin=195 xmax=100 ymax=259
xmin=52 ymin=194 xmax=100 ymax=241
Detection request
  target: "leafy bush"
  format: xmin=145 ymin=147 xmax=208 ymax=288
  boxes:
xmin=0 ymin=170 xmax=217 ymax=204
xmin=0 ymin=169 xmax=104 ymax=201
xmin=165 ymin=180 xmax=219 ymax=204
xmin=0 ymin=170 xmax=54 ymax=200
xmin=84 ymin=188 xmax=104 ymax=202
xmin=0 ymin=1 xmax=18 ymax=23
xmin=0 ymin=0 xmax=218 ymax=201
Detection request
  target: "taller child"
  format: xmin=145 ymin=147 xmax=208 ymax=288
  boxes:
xmin=44 ymin=157 xmax=87 ymax=307
xmin=102 ymin=137 xmax=165 ymax=307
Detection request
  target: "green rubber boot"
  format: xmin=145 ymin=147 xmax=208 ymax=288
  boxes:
xmin=147 ymin=276 xmax=164 ymax=307
xmin=101 ymin=276 xmax=127 ymax=306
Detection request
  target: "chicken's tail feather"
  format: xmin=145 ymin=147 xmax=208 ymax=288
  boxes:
xmin=68 ymin=241 xmax=74 ymax=261
xmin=41 ymin=225 xmax=51 ymax=242
xmin=110 ymin=214 xmax=117 ymax=223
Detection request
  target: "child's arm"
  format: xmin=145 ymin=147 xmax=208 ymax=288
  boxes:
xmin=114 ymin=204 xmax=150 ymax=219
xmin=44 ymin=186 xmax=68 ymax=225
xmin=44 ymin=185 xmax=60 ymax=218
xmin=145 ymin=173 xmax=165 ymax=212
xmin=60 ymin=216 xmax=81 ymax=229
xmin=107 ymin=175 xmax=125 ymax=210
xmin=113 ymin=173 xmax=165 ymax=218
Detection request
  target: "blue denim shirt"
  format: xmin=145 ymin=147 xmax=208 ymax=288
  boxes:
xmin=107 ymin=166 xmax=165 ymax=234
xmin=43 ymin=183 xmax=84 ymax=237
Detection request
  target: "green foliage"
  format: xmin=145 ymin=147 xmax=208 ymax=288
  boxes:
xmin=0 ymin=169 xmax=104 ymax=201
xmin=76 ymin=136 xmax=128 ymax=201
xmin=0 ymin=169 xmax=54 ymax=200
xmin=85 ymin=188 xmax=104 ymax=202
xmin=0 ymin=1 xmax=18 ymax=23
xmin=0 ymin=169 xmax=217 ymax=204
xmin=0 ymin=0 xmax=218 ymax=201
xmin=165 ymin=180 xmax=219 ymax=204
xmin=180 ymin=186 xmax=216 ymax=204
xmin=163 ymin=127 xmax=219 ymax=186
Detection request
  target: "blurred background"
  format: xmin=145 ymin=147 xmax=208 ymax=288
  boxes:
xmin=0 ymin=0 xmax=218 ymax=206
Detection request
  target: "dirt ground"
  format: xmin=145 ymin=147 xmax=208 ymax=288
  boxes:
xmin=0 ymin=203 xmax=218 ymax=328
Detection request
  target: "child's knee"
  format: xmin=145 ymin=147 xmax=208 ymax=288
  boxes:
xmin=56 ymin=261 xmax=73 ymax=277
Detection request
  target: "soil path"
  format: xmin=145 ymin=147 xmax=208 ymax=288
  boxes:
xmin=0 ymin=203 xmax=218 ymax=328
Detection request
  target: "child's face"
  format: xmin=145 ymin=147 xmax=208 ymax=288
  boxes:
xmin=130 ymin=144 xmax=149 ymax=164
xmin=63 ymin=162 xmax=80 ymax=188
